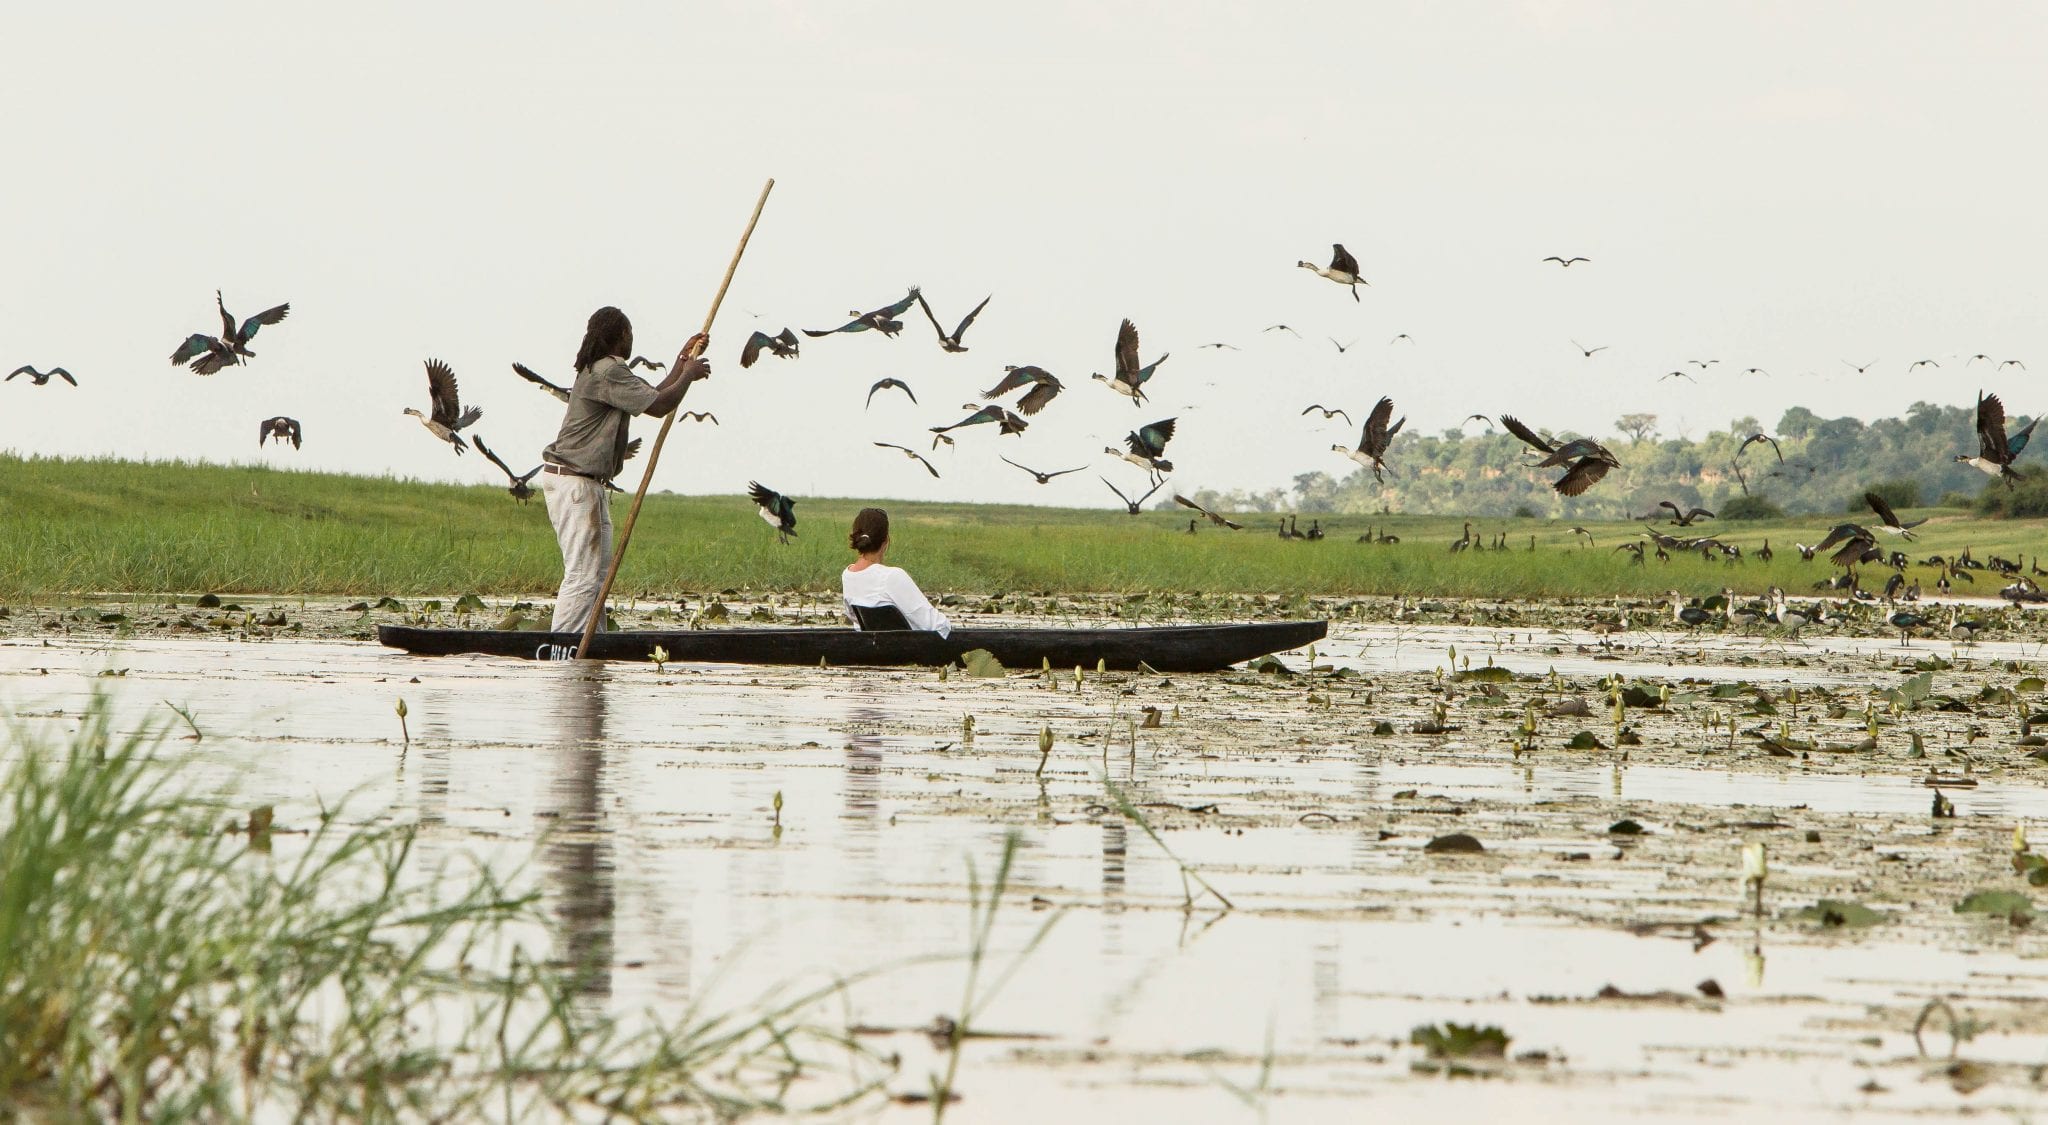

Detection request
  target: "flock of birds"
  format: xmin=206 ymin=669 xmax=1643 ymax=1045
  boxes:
xmin=7 ymin=250 xmax=2037 ymax=585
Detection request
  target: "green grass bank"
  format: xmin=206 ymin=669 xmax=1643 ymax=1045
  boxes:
xmin=4 ymin=454 xmax=2046 ymax=601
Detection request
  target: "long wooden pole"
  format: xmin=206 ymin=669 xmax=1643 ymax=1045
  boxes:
xmin=576 ymin=178 xmax=775 ymax=658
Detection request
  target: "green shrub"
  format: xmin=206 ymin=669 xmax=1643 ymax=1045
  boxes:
xmin=1976 ymin=469 xmax=2048 ymax=518
xmin=1718 ymin=494 xmax=1785 ymax=520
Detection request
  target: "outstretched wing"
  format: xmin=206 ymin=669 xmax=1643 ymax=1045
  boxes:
xmin=1114 ymin=318 xmax=1140 ymax=385
xmin=1135 ymin=478 xmax=1166 ymax=506
xmin=237 ymin=302 xmax=290 ymax=344
xmin=914 ymin=291 xmax=949 ymax=342
xmin=424 ymin=359 xmax=463 ymax=427
xmin=216 ymin=292 xmax=237 ymax=341
xmin=52 ymin=367 xmax=76 ymax=386
xmin=1330 ymin=243 xmax=1359 ymax=275
xmin=1099 ymin=476 xmax=1132 ymax=507
xmin=1554 ymin=457 xmax=1612 ymax=496
xmin=1130 ymin=417 xmax=1176 ymax=454
xmin=512 ymin=362 xmax=570 ymax=401
xmin=624 ymin=437 xmax=643 ymax=461
xmin=1362 ymin=396 xmax=1397 ymax=453
xmin=1499 ymin=414 xmax=1554 ymax=453
xmin=1978 ymin=392 xmax=2013 ymax=462
xmin=171 ymin=334 xmax=217 ymax=365
xmin=1016 ymin=380 xmax=1061 ymax=416
xmin=741 ymin=331 xmax=772 ymax=366
xmin=874 ymin=287 xmax=921 ymax=320
xmin=951 ymin=294 xmax=991 ymax=340
xmin=1864 ymin=491 xmax=1902 ymax=529
xmin=627 ymin=355 xmax=665 ymax=371
xmin=474 ymin=435 xmax=520 ymax=483
xmin=981 ymin=367 xmax=1037 ymax=398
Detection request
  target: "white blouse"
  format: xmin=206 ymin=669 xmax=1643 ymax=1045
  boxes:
xmin=841 ymin=564 xmax=952 ymax=636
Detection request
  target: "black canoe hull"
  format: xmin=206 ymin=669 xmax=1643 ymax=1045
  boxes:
xmin=375 ymin=620 xmax=1327 ymax=673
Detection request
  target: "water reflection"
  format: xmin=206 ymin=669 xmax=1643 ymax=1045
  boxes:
xmin=544 ymin=666 xmax=615 ymax=1000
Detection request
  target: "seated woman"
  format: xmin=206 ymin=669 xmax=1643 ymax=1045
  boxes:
xmin=841 ymin=507 xmax=952 ymax=636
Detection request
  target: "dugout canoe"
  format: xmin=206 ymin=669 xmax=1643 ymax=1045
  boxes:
xmin=376 ymin=620 xmax=1326 ymax=673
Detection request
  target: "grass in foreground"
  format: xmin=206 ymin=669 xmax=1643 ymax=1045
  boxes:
xmin=0 ymin=700 xmax=883 ymax=1120
xmin=3 ymin=453 xmax=2046 ymax=601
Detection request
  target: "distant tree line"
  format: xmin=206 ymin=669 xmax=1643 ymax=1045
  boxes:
xmin=1179 ymin=403 xmax=2043 ymax=518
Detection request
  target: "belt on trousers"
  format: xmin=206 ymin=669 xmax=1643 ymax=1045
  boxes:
xmin=543 ymin=464 xmax=599 ymax=480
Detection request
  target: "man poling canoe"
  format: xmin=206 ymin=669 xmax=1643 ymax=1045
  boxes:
xmin=540 ymin=307 xmax=710 ymax=635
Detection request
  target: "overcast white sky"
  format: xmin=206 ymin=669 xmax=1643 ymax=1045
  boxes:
xmin=3 ymin=2 xmax=2044 ymax=508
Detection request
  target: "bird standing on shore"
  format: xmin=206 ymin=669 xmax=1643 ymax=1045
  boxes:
xmin=403 ymin=359 xmax=482 ymax=454
xmin=1298 ymin=244 xmax=1365 ymax=300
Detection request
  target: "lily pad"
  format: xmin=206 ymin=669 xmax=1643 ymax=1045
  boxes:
xmin=453 ymin=593 xmax=487 ymax=613
xmin=374 ymin=596 xmax=406 ymax=612
xmin=1955 ymin=890 xmax=2034 ymax=919
xmin=1424 ymin=832 xmax=1485 ymax=854
xmin=1789 ymin=899 xmax=1887 ymax=928
xmin=1564 ymin=731 xmax=1609 ymax=750
xmin=960 ymin=649 xmax=1006 ymax=678
xmin=1411 ymin=1022 xmax=1509 ymax=1059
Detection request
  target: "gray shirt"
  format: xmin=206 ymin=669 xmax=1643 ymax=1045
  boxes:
xmin=541 ymin=356 xmax=657 ymax=480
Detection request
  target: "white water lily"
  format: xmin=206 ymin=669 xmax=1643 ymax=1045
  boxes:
xmin=1742 ymin=840 xmax=1768 ymax=883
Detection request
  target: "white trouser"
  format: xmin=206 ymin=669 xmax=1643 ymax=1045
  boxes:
xmin=542 ymin=471 xmax=613 ymax=635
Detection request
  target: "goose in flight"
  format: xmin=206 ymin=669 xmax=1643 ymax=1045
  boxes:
xmin=403 ymin=359 xmax=482 ymax=454
xmin=1542 ymin=256 xmax=1590 ymax=267
xmin=2001 ymin=359 xmax=2028 ymax=371
xmin=741 ymin=328 xmax=801 ymax=367
xmin=1175 ymin=494 xmax=1242 ymax=530
xmin=1091 ymin=318 xmax=1167 ymax=406
xmin=803 ymin=289 xmax=920 ymax=338
xmin=1263 ymin=324 xmax=1299 ymax=337
xmin=1908 ymin=359 xmax=1940 ymax=371
xmin=627 ymin=355 xmax=666 ymax=372
xmin=511 ymin=362 xmax=571 ymax=402
xmin=1570 ymin=340 xmax=1607 ymax=357
xmin=1863 ymin=492 xmax=1927 ymax=540
xmin=1329 ymin=337 xmax=1357 ymax=354
xmin=1198 ymin=341 xmax=1240 ymax=350
xmin=1741 ymin=367 xmax=1770 ymax=376
xmin=678 ymin=411 xmax=719 ymax=425
xmin=1500 ymin=414 xmax=1620 ymax=496
xmin=257 ymin=416 xmax=302 ymax=449
xmin=1390 ymin=333 xmax=1414 ymax=344
xmin=170 ymin=290 xmax=290 ymax=375
xmin=930 ymin=403 xmax=1028 ymax=437
xmin=865 ymin=378 xmax=917 ymax=408
xmin=1738 ymin=432 xmax=1784 ymax=463
xmin=6 ymin=365 xmax=76 ymax=386
xmin=980 ymin=365 xmax=1064 ymax=415
xmin=1300 ymin=404 xmax=1352 ymax=425
xmin=915 ymin=292 xmax=991 ymax=353
xmin=874 ymin=442 xmax=940 ymax=478
xmin=747 ymin=481 xmax=798 ymax=543
xmin=1955 ymin=390 xmax=2034 ymax=484
xmin=1687 ymin=359 xmax=1719 ymax=370
xmin=1333 ymin=396 xmax=1404 ymax=483
xmin=1297 ymin=243 xmax=1365 ymax=300
xmin=474 ymin=436 xmax=539 ymax=501
xmin=1660 ymin=370 xmax=1696 ymax=383
xmin=1842 ymin=359 xmax=1877 ymax=374
xmin=1000 ymin=456 xmax=1085 ymax=484
xmin=1109 ymin=417 xmax=1177 ymax=479
xmin=1658 ymin=501 xmax=1714 ymax=527
xmin=1100 ymin=475 xmax=1164 ymax=515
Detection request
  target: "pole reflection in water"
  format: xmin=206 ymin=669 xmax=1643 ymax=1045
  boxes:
xmin=544 ymin=664 xmax=616 ymax=1001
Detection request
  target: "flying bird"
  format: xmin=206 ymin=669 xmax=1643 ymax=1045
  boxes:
xmin=1297 ymin=244 xmax=1365 ymax=300
xmin=1909 ymin=359 xmax=1941 ymax=371
xmin=1329 ymin=337 xmax=1357 ymax=354
xmin=1570 ymin=340 xmax=1607 ymax=357
xmin=627 ymin=356 xmax=666 ymax=372
xmin=874 ymin=442 xmax=941 ymax=478
xmin=6 ymin=365 xmax=76 ymax=386
xmin=930 ymin=403 xmax=1028 ymax=437
xmin=914 ymin=292 xmax=991 ymax=353
xmin=1333 ymin=396 xmax=1405 ymax=483
xmin=1660 ymin=370 xmax=1696 ymax=383
xmin=1000 ymin=457 xmax=1086 ymax=484
xmin=1500 ymin=414 xmax=1620 ymax=496
xmin=803 ymin=289 xmax=921 ymax=338
xmin=679 ymin=411 xmax=719 ymax=424
xmin=1687 ymin=359 xmax=1719 ymax=370
xmin=1300 ymin=404 xmax=1352 ymax=425
xmin=1738 ymin=433 xmax=1784 ymax=463
xmin=1100 ymin=476 xmax=1164 ymax=515
xmin=474 ymin=435 xmax=539 ymax=501
xmin=1658 ymin=501 xmax=1714 ymax=527
xmin=1463 ymin=414 xmax=1494 ymax=429
xmin=740 ymin=328 xmax=801 ymax=368
xmin=403 ymin=359 xmax=482 ymax=454
xmin=257 ymin=416 xmax=302 ymax=450
xmin=511 ymin=362 xmax=571 ymax=402
xmin=1741 ymin=367 xmax=1769 ymax=376
xmin=1092 ymin=318 xmax=1167 ymax=406
xmin=170 ymin=290 xmax=290 ymax=375
xmin=747 ymin=481 xmax=798 ymax=543
xmin=2000 ymin=359 xmax=2028 ymax=371
xmin=1108 ymin=417 xmax=1176 ymax=479
xmin=1175 ymin=495 xmax=1242 ymax=530
xmin=1956 ymin=390 xmax=2034 ymax=484
xmin=1198 ymin=341 xmax=1240 ymax=350
xmin=980 ymin=365 xmax=1064 ymax=415
xmin=1864 ymin=491 xmax=1927 ymax=539
xmin=1390 ymin=334 xmax=1414 ymax=345
xmin=1263 ymin=324 xmax=1299 ymax=337
xmin=1541 ymin=256 xmax=1590 ymax=267
xmin=865 ymin=378 xmax=917 ymax=408
xmin=1843 ymin=359 xmax=1877 ymax=374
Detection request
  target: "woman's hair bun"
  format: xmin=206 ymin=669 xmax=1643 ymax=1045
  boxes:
xmin=849 ymin=507 xmax=890 ymax=552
